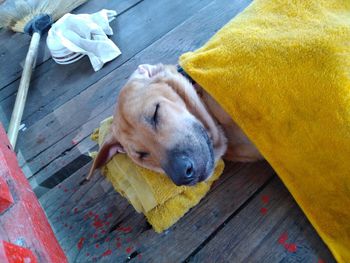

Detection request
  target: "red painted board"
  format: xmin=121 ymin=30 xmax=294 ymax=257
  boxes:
xmin=0 ymin=240 xmax=38 ymax=263
xmin=0 ymin=176 xmax=13 ymax=214
xmin=0 ymin=123 xmax=67 ymax=263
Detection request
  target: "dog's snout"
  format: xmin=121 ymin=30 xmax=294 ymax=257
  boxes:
xmin=162 ymin=154 xmax=196 ymax=186
xmin=160 ymin=122 xmax=215 ymax=186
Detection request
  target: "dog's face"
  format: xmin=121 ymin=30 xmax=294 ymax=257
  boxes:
xmin=89 ymin=64 xmax=226 ymax=186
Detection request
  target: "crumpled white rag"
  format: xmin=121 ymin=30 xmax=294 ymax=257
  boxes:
xmin=47 ymin=9 xmax=121 ymax=71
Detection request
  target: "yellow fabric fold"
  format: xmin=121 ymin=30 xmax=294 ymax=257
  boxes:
xmin=91 ymin=117 xmax=224 ymax=233
xmin=179 ymin=0 xmax=350 ymax=261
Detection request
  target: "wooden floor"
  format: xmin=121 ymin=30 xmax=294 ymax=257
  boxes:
xmin=0 ymin=0 xmax=336 ymax=262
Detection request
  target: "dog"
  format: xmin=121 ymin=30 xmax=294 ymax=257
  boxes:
xmin=87 ymin=64 xmax=263 ymax=186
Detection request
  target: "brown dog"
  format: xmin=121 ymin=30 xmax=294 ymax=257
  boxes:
xmin=88 ymin=64 xmax=263 ymax=186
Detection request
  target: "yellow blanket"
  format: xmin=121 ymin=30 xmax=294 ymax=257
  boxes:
xmin=91 ymin=117 xmax=224 ymax=233
xmin=179 ymin=0 xmax=350 ymax=261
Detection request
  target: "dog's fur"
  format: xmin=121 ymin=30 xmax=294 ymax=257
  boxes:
xmin=88 ymin=64 xmax=263 ymax=185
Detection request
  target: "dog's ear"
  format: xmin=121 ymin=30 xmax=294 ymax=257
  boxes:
xmin=86 ymin=133 xmax=125 ymax=180
xmin=136 ymin=64 xmax=164 ymax=78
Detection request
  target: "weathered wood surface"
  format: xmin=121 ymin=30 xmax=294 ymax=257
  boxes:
xmin=20 ymin=0 xmax=252 ymax=195
xmin=189 ymin=178 xmax=335 ymax=263
xmin=39 ymin=161 xmax=274 ymax=262
xmin=40 ymin=161 xmax=334 ymax=262
xmin=0 ymin=0 xmax=142 ymax=93
xmin=0 ymin=0 xmax=214 ymax=130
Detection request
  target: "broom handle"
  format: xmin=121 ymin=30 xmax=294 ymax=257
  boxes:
xmin=7 ymin=32 xmax=41 ymax=148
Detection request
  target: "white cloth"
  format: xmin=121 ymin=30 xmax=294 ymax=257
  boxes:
xmin=47 ymin=9 xmax=121 ymax=71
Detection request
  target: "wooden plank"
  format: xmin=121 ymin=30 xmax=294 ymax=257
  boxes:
xmin=28 ymin=110 xmax=112 ymax=192
xmin=18 ymin=0 xmax=252 ymax=192
xmin=39 ymin=160 xmax=273 ymax=262
xmin=189 ymin=178 xmax=335 ymax=263
xmin=0 ymin=0 xmax=215 ymax=130
xmin=0 ymin=0 xmax=142 ymax=92
xmin=0 ymin=32 xmax=32 ymax=91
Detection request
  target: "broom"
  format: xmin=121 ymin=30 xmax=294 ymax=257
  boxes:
xmin=0 ymin=0 xmax=88 ymax=148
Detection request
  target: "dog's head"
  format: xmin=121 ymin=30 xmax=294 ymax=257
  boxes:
xmin=88 ymin=64 xmax=227 ymax=186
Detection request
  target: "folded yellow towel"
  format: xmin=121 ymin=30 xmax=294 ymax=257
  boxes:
xmin=91 ymin=117 xmax=224 ymax=233
xmin=179 ymin=0 xmax=350 ymax=261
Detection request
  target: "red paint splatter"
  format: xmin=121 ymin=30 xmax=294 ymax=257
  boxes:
xmin=86 ymin=253 xmax=90 ymax=256
xmin=117 ymin=226 xmax=132 ymax=233
xmin=72 ymin=139 xmax=78 ymax=145
xmin=126 ymin=247 xmax=133 ymax=253
xmin=83 ymin=215 xmax=89 ymax=221
xmin=125 ymin=226 xmax=132 ymax=232
xmin=95 ymin=244 xmax=100 ymax=248
xmin=93 ymin=233 xmax=98 ymax=238
xmin=88 ymin=211 xmax=94 ymax=216
xmin=101 ymin=230 xmax=107 ymax=234
xmin=93 ymin=220 xmax=103 ymax=229
xmin=278 ymin=232 xmax=288 ymax=244
xmin=261 ymin=195 xmax=269 ymax=204
xmin=77 ymin=237 xmax=85 ymax=250
xmin=278 ymin=232 xmax=298 ymax=253
xmin=116 ymin=237 xmax=121 ymax=241
xmin=105 ymin=222 xmax=110 ymax=226
xmin=260 ymin=207 xmax=268 ymax=215
xmin=318 ymin=259 xmax=325 ymax=263
xmin=116 ymin=242 xmax=121 ymax=248
xmin=105 ymin=237 xmax=110 ymax=242
xmin=138 ymin=254 xmax=142 ymax=260
xmin=107 ymin=213 xmax=113 ymax=218
xmin=285 ymin=243 xmax=297 ymax=253
xmin=74 ymin=208 xmax=78 ymax=213
xmin=102 ymin=249 xmax=112 ymax=257
xmin=64 ymin=189 xmax=68 ymax=192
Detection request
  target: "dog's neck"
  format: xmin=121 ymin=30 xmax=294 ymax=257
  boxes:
xmin=190 ymin=83 xmax=230 ymax=161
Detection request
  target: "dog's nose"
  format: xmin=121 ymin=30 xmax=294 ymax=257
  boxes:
xmin=181 ymin=157 xmax=195 ymax=179
xmin=173 ymin=156 xmax=195 ymax=184
xmin=162 ymin=155 xmax=196 ymax=186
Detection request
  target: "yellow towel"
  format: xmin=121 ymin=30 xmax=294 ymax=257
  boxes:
xmin=179 ymin=0 xmax=350 ymax=261
xmin=91 ymin=117 xmax=224 ymax=233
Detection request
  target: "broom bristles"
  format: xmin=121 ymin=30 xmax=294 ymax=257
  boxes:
xmin=0 ymin=0 xmax=88 ymax=33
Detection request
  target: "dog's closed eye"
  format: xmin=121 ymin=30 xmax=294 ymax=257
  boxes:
xmin=152 ymin=103 xmax=160 ymax=128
